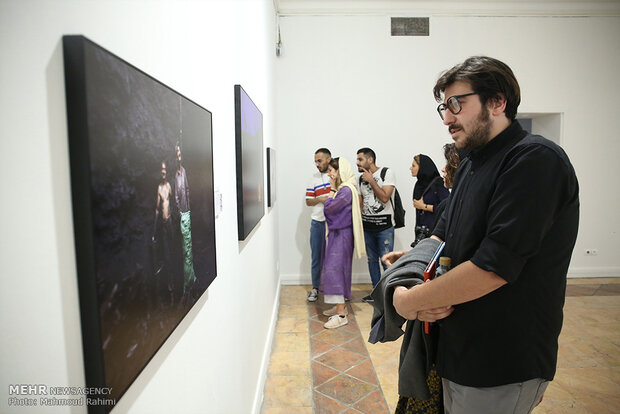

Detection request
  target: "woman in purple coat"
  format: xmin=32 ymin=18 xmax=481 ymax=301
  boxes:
xmin=321 ymin=157 xmax=366 ymax=329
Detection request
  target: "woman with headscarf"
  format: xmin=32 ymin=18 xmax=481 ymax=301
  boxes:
xmin=410 ymin=154 xmax=449 ymax=246
xmin=321 ymin=157 xmax=366 ymax=329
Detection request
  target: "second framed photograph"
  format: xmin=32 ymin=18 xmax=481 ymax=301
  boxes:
xmin=234 ymin=85 xmax=265 ymax=240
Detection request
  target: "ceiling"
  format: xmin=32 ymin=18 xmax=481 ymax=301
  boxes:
xmin=273 ymin=0 xmax=620 ymax=16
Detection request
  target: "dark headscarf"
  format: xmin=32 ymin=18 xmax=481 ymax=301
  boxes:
xmin=412 ymin=154 xmax=441 ymax=200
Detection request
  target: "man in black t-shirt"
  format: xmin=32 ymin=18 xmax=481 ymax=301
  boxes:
xmin=385 ymin=56 xmax=579 ymax=414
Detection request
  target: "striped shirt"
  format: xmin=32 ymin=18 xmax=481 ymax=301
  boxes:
xmin=306 ymin=172 xmax=331 ymax=221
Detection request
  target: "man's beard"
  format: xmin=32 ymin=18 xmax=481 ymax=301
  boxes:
xmin=456 ymin=108 xmax=492 ymax=152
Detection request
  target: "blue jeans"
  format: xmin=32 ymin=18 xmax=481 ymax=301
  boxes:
xmin=364 ymin=227 xmax=394 ymax=287
xmin=310 ymin=220 xmax=326 ymax=289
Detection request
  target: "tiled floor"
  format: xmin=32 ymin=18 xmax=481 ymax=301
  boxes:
xmin=261 ymin=278 xmax=620 ymax=414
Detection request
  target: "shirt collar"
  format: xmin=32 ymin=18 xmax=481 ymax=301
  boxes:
xmin=469 ymin=121 xmax=526 ymax=167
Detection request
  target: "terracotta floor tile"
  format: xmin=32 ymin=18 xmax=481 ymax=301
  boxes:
xmin=315 ymin=374 xmax=377 ymax=405
xmin=313 ymin=391 xmax=348 ymax=414
xmin=278 ymin=303 xmax=309 ymax=317
xmin=263 ymin=376 xmax=312 ymax=407
xmin=595 ymin=283 xmax=620 ymax=295
xmin=311 ymin=338 xmax=334 ymax=358
xmin=276 ymin=316 xmax=309 ymax=333
xmin=309 ymin=319 xmax=326 ymax=335
xmin=340 ymin=336 xmax=368 ymax=356
xmin=553 ymin=367 xmax=620 ymax=399
xmin=338 ymin=317 xmax=361 ymax=335
xmin=345 ymin=359 xmax=379 ymax=386
xmin=566 ymin=284 xmax=598 ymax=296
xmin=273 ymin=332 xmax=310 ymax=353
xmin=353 ymin=388 xmax=390 ymax=414
xmin=315 ymin=347 xmax=367 ymax=372
xmin=567 ymin=278 xmax=612 ymax=285
xmin=579 ymin=394 xmax=620 ymax=414
xmin=312 ymin=361 xmax=340 ymax=387
xmin=307 ymin=305 xmax=321 ymax=317
xmin=312 ymin=326 xmax=358 ymax=346
xmin=268 ymin=351 xmax=311 ymax=376
xmin=341 ymin=409 xmax=365 ymax=414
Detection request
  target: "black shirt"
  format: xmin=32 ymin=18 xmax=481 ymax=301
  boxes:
xmin=433 ymin=121 xmax=580 ymax=387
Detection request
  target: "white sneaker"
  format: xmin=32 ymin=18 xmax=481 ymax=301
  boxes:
xmin=322 ymin=306 xmax=349 ymax=317
xmin=324 ymin=315 xmax=348 ymax=329
xmin=307 ymin=288 xmax=319 ymax=302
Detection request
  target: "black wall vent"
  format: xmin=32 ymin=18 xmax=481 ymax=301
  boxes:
xmin=391 ymin=17 xmax=430 ymax=36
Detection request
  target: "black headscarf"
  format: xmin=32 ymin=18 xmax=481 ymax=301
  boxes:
xmin=412 ymin=154 xmax=441 ymax=200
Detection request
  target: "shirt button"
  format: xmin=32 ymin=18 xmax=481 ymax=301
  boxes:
xmin=469 ymin=171 xmax=474 ymax=176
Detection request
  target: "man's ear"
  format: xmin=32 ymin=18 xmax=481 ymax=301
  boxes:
xmin=489 ymin=93 xmax=507 ymax=116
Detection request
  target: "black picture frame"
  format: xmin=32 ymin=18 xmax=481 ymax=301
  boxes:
xmin=63 ymin=35 xmax=217 ymax=412
xmin=234 ymin=84 xmax=265 ymax=240
xmin=266 ymin=147 xmax=276 ymax=207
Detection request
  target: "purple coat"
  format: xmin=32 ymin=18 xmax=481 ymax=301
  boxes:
xmin=321 ymin=186 xmax=354 ymax=299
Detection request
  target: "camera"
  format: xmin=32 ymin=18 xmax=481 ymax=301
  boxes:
xmin=410 ymin=225 xmax=431 ymax=248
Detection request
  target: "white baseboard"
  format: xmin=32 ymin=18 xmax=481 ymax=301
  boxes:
xmin=251 ymin=276 xmax=281 ymax=414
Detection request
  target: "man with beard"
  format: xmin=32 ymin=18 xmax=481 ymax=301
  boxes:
xmin=356 ymin=147 xmax=396 ymax=287
xmin=174 ymin=142 xmax=197 ymax=294
xmin=385 ymin=56 xmax=579 ymax=413
xmin=305 ymin=148 xmax=332 ymax=302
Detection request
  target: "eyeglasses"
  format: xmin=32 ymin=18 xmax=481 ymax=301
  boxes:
xmin=437 ymin=92 xmax=478 ymax=120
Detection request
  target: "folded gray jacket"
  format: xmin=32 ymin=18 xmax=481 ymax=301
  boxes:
xmin=364 ymin=237 xmax=441 ymax=399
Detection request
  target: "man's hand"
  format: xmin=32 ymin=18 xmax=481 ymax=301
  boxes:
xmin=394 ymin=285 xmax=455 ymax=322
xmin=382 ymin=250 xmax=407 ymax=267
xmin=393 ymin=286 xmax=417 ymax=320
xmin=417 ymin=306 xmax=454 ymax=322
xmin=360 ymin=168 xmax=374 ymax=183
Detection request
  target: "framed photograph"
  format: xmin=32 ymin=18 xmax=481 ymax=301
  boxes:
xmin=266 ymin=147 xmax=276 ymax=207
xmin=63 ymin=35 xmax=217 ymax=411
xmin=234 ymin=84 xmax=265 ymax=240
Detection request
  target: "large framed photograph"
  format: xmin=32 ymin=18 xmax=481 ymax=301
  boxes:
xmin=63 ymin=35 xmax=217 ymax=411
xmin=266 ymin=147 xmax=276 ymax=207
xmin=234 ymin=84 xmax=265 ymax=240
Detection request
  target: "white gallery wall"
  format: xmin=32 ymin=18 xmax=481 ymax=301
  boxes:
xmin=276 ymin=13 xmax=620 ymax=284
xmin=0 ymin=0 xmax=278 ymax=413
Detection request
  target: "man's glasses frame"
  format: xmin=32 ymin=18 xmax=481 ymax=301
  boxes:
xmin=437 ymin=92 xmax=478 ymax=120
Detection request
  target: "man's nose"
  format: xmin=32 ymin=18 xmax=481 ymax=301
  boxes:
xmin=443 ymin=110 xmax=456 ymax=125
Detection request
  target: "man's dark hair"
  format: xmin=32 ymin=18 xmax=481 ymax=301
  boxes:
xmin=315 ymin=148 xmax=331 ymax=157
xmin=357 ymin=147 xmax=376 ymax=164
xmin=433 ymin=56 xmax=521 ymax=120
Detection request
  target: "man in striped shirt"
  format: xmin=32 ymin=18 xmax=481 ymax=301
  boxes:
xmin=305 ymin=148 xmax=332 ymax=302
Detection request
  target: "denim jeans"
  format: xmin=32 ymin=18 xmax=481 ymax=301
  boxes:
xmin=310 ymin=220 xmax=326 ymax=289
xmin=364 ymin=227 xmax=394 ymax=287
